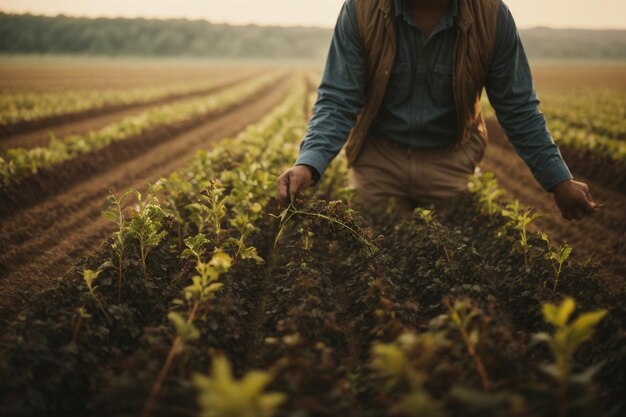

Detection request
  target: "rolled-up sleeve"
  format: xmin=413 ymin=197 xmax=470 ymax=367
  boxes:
xmin=295 ymin=0 xmax=367 ymax=178
xmin=485 ymin=2 xmax=573 ymax=191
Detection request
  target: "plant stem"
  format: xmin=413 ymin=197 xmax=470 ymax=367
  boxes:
xmin=117 ymin=254 xmax=124 ymax=304
xmin=141 ymin=303 xmax=199 ymax=417
xmin=459 ymin=325 xmax=493 ymax=392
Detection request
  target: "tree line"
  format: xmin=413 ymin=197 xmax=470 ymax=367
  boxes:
xmin=1 ymin=13 xmax=625 ymax=60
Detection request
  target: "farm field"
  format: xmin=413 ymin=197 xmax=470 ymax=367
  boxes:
xmin=0 ymin=59 xmax=624 ymax=417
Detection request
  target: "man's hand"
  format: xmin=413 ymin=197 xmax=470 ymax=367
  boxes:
xmin=552 ymin=179 xmax=596 ymax=221
xmin=277 ymin=165 xmax=314 ymax=207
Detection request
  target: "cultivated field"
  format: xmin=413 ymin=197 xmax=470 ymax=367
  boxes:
xmin=0 ymin=58 xmax=624 ymax=417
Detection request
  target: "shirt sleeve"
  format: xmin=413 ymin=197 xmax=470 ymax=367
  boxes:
xmin=485 ymin=2 xmax=573 ymax=191
xmin=295 ymin=0 xmax=367 ymax=178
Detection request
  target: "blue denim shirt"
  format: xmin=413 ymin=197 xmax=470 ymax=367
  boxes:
xmin=296 ymin=0 xmax=573 ymax=191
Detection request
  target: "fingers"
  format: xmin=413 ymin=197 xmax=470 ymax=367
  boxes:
xmin=581 ymin=183 xmax=596 ymax=211
xmin=288 ymin=176 xmax=300 ymax=205
xmin=277 ymin=173 xmax=289 ymax=207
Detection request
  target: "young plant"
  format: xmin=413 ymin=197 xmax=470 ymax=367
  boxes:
xmin=371 ymin=332 xmax=447 ymax=417
xmin=193 ymin=356 xmax=286 ymax=417
xmin=82 ymin=269 xmax=111 ymax=322
xmin=141 ymin=251 xmax=231 ymax=417
xmin=468 ymin=172 xmax=504 ymax=216
xmin=182 ymin=233 xmax=210 ymax=263
xmin=444 ymin=299 xmax=493 ymax=392
xmin=126 ymin=179 xmax=169 ymax=281
xmin=545 ymin=243 xmax=573 ymax=291
xmin=227 ymin=207 xmax=264 ymax=263
xmin=186 ymin=179 xmax=228 ymax=244
xmin=501 ymin=200 xmax=543 ymax=270
xmin=102 ymin=190 xmax=133 ymax=303
xmin=71 ymin=306 xmax=92 ymax=345
xmin=415 ymin=208 xmax=456 ymax=264
xmin=532 ymin=298 xmax=607 ymax=417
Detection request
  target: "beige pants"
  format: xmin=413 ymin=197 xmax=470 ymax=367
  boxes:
xmin=348 ymin=135 xmax=486 ymax=213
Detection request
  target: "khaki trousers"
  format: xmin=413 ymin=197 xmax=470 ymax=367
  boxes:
xmin=348 ymin=135 xmax=486 ymax=213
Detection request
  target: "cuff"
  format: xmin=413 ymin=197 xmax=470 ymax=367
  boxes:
xmin=295 ymin=150 xmax=329 ymax=181
xmin=533 ymin=158 xmax=573 ymax=191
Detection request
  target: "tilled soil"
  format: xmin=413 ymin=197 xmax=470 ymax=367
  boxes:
xmin=0 ymin=77 xmax=291 ymax=325
xmin=481 ymin=120 xmax=626 ymax=283
xmin=0 ymin=69 xmax=262 ymax=150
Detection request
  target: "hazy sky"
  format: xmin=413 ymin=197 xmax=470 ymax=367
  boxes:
xmin=1 ymin=0 xmax=625 ymax=30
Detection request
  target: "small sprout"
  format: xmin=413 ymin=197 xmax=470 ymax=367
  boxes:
xmin=83 ymin=269 xmax=101 ymax=297
xmin=546 ymin=243 xmax=573 ymax=291
xmin=194 ymin=356 xmax=286 ymax=417
xmin=533 ymin=298 xmax=607 ymax=417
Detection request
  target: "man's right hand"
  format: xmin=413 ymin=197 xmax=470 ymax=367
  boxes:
xmin=277 ymin=165 xmax=314 ymax=207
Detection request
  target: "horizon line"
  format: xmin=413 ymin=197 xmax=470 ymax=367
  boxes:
xmin=2 ymin=10 xmax=626 ymax=32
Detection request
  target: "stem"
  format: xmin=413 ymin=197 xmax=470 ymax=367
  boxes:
xmin=459 ymin=325 xmax=493 ymax=392
xmin=553 ymin=263 xmax=562 ymax=291
xmin=117 ymin=254 xmax=124 ymax=304
xmin=141 ymin=303 xmax=199 ymax=417
xmin=140 ymin=243 xmax=148 ymax=282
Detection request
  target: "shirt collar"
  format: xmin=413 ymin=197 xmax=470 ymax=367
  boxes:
xmin=394 ymin=0 xmax=459 ymax=19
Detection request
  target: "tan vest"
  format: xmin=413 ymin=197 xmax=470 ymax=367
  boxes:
xmin=344 ymin=0 xmax=500 ymax=166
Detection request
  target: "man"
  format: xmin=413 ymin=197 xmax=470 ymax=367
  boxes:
xmin=277 ymin=0 xmax=596 ymax=220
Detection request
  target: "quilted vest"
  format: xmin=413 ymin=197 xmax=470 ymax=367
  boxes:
xmin=345 ymin=0 xmax=500 ymax=166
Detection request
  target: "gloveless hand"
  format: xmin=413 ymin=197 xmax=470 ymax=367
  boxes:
xmin=276 ymin=165 xmax=313 ymax=207
xmin=552 ymin=179 xmax=596 ymax=221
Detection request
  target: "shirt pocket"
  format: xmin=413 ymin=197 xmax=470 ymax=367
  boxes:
xmin=384 ymin=62 xmax=411 ymax=104
xmin=431 ymin=64 xmax=454 ymax=106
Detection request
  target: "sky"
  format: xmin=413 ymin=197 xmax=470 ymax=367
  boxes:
xmin=0 ymin=0 xmax=625 ymax=30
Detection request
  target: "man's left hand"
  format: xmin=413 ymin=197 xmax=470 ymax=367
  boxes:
xmin=552 ymin=179 xmax=596 ymax=221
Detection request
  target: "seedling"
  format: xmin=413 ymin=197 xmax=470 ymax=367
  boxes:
xmin=142 ymin=251 xmax=231 ymax=417
xmin=468 ymin=172 xmax=504 ymax=216
xmin=82 ymin=269 xmax=110 ymax=322
xmin=545 ymin=243 xmax=573 ymax=291
xmin=371 ymin=332 xmax=447 ymax=417
xmin=444 ymin=299 xmax=493 ymax=392
xmin=533 ymin=298 xmax=607 ymax=417
xmin=193 ymin=356 xmax=285 ymax=417
xmin=126 ymin=179 xmax=169 ymax=281
xmin=501 ymin=200 xmax=542 ymax=269
xmin=102 ymin=189 xmax=133 ymax=303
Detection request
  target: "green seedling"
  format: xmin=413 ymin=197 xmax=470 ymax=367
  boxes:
xmin=468 ymin=172 xmax=504 ymax=216
xmin=501 ymin=200 xmax=542 ymax=269
xmin=546 ymin=243 xmax=573 ymax=291
xmin=193 ymin=356 xmax=286 ymax=417
xmin=371 ymin=332 xmax=447 ymax=417
xmin=182 ymin=233 xmax=210 ymax=263
xmin=102 ymin=189 xmax=133 ymax=303
xmin=533 ymin=298 xmax=607 ymax=417
xmin=82 ymin=269 xmax=110 ymax=322
xmin=142 ymin=251 xmax=231 ymax=417
xmin=126 ymin=179 xmax=169 ymax=282
xmin=186 ymin=179 xmax=228 ymax=244
xmin=444 ymin=299 xmax=493 ymax=392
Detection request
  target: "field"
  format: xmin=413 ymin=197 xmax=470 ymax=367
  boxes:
xmin=0 ymin=58 xmax=624 ymax=417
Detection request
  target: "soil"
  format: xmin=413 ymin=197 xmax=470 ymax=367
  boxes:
xmin=480 ymin=120 xmax=626 ymax=283
xmin=0 ymin=69 xmax=263 ymax=148
xmin=0 ymin=77 xmax=291 ymax=325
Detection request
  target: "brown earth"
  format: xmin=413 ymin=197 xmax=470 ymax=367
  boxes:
xmin=0 ymin=69 xmax=264 ymax=147
xmin=0 ymin=76 xmax=292 ymax=325
xmin=481 ymin=120 xmax=626 ymax=283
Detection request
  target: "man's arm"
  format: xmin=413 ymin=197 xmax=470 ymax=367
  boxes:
xmin=277 ymin=0 xmax=367 ymax=205
xmin=485 ymin=2 xmax=595 ymax=220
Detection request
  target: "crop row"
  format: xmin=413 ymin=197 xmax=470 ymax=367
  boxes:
xmin=481 ymin=90 xmax=626 ymax=163
xmin=0 ymin=69 xmax=258 ymax=127
xmin=0 ymin=75 xmax=622 ymax=417
xmin=0 ymin=71 xmax=284 ymax=186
